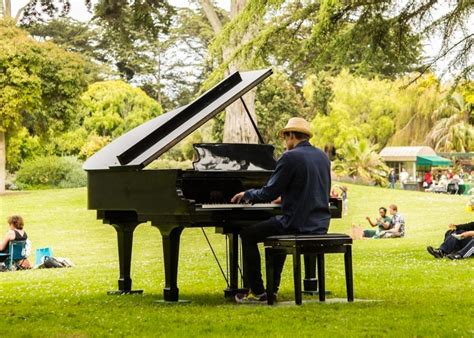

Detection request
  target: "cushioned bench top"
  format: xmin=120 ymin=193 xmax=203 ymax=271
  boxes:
xmin=264 ymin=233 xmax=352 ymax=247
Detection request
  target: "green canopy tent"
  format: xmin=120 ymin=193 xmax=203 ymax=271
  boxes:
xmin=416 ymin=155 xmax=452 ymax=167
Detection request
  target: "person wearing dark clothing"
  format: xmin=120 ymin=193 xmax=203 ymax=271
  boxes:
xmin=388 ymin=169 xmax=397 ymax=189
xmin=453 ymin=238 xmax=473 ymax=259
xmin=427 ymin=221 xmax=474 ymax=259
xmin=231 ymin=117 xmax=331 ymax=303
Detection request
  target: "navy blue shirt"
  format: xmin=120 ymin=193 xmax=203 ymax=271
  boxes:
xmin=244 ymin=141 xmax=331 ymax=234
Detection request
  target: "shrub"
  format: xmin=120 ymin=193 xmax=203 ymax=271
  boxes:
xmin=15 ymin=156 xmax=86 ymax=189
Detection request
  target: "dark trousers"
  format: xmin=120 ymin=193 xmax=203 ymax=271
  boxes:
xmin=440 ymin=230 xmax=472 ymax=254
xmin=457 ymin=239 xmax=474 ymax=258
xmin=240 ymin=217 xmax=287 ymax=295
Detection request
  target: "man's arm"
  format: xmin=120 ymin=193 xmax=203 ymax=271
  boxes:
xmin=386 ymin=223 xmax=401 ymax=233
xmin=460 ymin=230 xmax=474 ymax=238
xmin=381 ymin=219 xmax=390 ymax=230
xmin=385 ymin=215 xmax=404 ymax=233
xmin=232 ymin=153 xmax=295 ymax=203
xmin=366 ymin=217 xmax=377 ymax=227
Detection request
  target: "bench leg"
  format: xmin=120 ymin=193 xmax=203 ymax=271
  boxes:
xmin=344 ymin=246 xmax=354 ymax=302
xmin=292 ymin=249 xmax=302 ymax=305
xmin=317 ymin=254 xmax=325 ymax=302
xmin=265 ymin=248 xmax=275 ymax=305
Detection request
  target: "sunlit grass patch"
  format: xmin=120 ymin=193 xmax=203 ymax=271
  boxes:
xmin=0 ymin=185 xmax=472 ymax=336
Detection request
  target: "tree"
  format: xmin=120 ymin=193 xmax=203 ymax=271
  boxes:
xmin=388 ymin=73 xmax=445 ymax=147
xmin=426 ymin=92 xmax=474 ymax=152
xmin=58 ymin=80 xmax=163 ymax=159
xmin=310 ymin=70 xmax=398 ymax=152
xmin=211 ymin=1 xmax=472 ymax=83
xmin=212 ymin=71 xmax=306 ymax=152
xmin=200 ymin=0 xmax=262 ymax=143
xmin=0 ymin=20 xmax=87 ymax=191
xmin=0 ymin=0 xmax=78 ymax=22
xmin=332 ymin=139 xmax=389 ymax=187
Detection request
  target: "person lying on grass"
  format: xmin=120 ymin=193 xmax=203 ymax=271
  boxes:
xmin=427 ymin=221 xmax=474 ymax=260
xmin=0 ymin=215 xmax=31 ymax=269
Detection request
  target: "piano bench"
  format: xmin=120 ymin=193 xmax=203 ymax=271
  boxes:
xmin=264 ymin=233 xmax=353 ymax=305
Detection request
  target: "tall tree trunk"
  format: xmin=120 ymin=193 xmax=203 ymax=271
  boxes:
xmin=200 ymin=0 xmax=222 ymax=33
xmin=0 ymin=131 xmax=6 ymax=194
xmin=199 ymin=0 xmax=259 ymax=144
xmin=4 ymin=0 xmax=11 ymax=18
xmin=0 ymin=1 xmax=4 ymax=18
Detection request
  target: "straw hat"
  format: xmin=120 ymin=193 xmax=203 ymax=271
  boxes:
xmin=279 ymin=117 xmax=312 ymax=137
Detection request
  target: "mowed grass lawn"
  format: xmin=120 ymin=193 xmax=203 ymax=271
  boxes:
xmin=0 ymin=184 xmax=473 ymax=337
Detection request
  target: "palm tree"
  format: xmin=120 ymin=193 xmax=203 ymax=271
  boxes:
xmin=426 ymin=92 xmax=474 ymax=152
xmin=332 ymin=139 xmax=389 ymax=186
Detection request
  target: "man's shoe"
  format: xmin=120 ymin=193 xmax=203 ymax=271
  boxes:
xmin=235 ymin=292 xmax=268 ymax=304
xmin=447 ymin=253 xmax=462 ymax=260
xmin=427 ymin=246 xmax=444 ymax=258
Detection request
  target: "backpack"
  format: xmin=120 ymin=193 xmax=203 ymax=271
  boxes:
xmin=42 ymin=256 xmax=74 ymax=268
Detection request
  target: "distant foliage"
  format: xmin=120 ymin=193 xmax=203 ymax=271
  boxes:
xmin=15 ymin=156 xmax=86 ymax=189
xmin=310 ymin=70 xmax=397 ymax=151
xmin=212 ymin=71 xmax=305 ymax=155
xmin=0 ymin=20 xmax=88 ymax=171
xmin=255 ymin=72 xmax=306 ymax=155
xmin=426 ymin=92 xmax=474 ymax=152
xmin=47 ymin=80 xmax=163 ymax=160
xmin=80 ymin=80 xmax=163 ymax=138
xmin=332 ymin=139 xmax=389 ymax=187
xmin=5 ymin=127 xmax=41 ymax=172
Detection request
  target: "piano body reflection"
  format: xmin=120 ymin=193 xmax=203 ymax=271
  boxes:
xmin=83 ymin=69 xmax=342 ymax=301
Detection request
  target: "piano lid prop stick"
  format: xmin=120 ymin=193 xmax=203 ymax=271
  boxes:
xmin=200 ymin=227 xmax=229 ymax=287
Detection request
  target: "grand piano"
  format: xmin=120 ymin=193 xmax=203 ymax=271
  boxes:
xmin=83 ymin=68 xmax=342 ymax=301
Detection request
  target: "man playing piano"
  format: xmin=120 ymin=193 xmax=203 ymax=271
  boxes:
xmin=231 ymin=117 xmax=331 ymax=303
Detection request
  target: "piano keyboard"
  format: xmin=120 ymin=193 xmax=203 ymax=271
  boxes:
xmin=197 ymin=203 xmax=281 ymax=209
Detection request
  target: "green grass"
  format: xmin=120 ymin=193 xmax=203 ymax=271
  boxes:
xmin=0 ymin=184 xmax=473 ymax=337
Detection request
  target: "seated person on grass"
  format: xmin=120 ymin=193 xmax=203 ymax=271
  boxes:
xmin=0 ymin=215 xmax=31 ymax=269
xmin=363 ymin=207 xmax=391 ymax=238
xmin=378 ymin=204 xmax=405 ymax=238
xmin=427 ymin=221 xmax=474 ymax=260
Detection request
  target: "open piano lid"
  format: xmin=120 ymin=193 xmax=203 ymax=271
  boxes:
xmin=83 ymin=68 xmax=273 ymax=171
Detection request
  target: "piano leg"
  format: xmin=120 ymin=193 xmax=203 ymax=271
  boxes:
xmin=159 ymin=226 xmax=184 ymax=302
xmin=303 ymin=254 xmax=330 ymax=296
xmin=108 ymin=222 xmax=143 ymax=295
xmin=224 ymin=232 xmax=248 ymax=298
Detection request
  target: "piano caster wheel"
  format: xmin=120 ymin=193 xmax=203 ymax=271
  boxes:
xmin=107 ymin=290 xmax=144 ymax=295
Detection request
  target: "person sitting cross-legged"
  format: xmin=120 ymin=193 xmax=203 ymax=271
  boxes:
xmin=427 ymin=221 xmax=474 ymax=259
xmin=378 ymin=204 xmax=405 ymax=238
xmin=363 ymin=207 xmax=391 ymax=238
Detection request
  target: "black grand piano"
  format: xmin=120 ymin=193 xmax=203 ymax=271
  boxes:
xmin=83 ymin=68 xmax=342 ymax=302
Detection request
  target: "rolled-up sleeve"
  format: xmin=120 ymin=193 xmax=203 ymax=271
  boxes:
xmin=244 ymin=152 xmax=295 ymax=203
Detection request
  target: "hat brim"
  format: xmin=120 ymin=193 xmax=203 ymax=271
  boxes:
xmin=279 ymin=127 xmax=313 ymax=137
